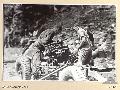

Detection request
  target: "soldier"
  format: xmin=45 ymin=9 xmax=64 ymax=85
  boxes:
xmin=16 ymin=24 xmax=62 ymax=80
xmin=74 ymin=26 xmax=92 ymax=66
xmin=59 ymin=26 xmax=92 ymax=81
xmin=59 ymin=25 xmax=107 ymax=82
xmin=27 ymin=25 xmax=62 ymax=71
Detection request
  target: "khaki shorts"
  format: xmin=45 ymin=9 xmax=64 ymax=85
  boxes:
xmin=77 ymin=48 xmax=92 ymax=65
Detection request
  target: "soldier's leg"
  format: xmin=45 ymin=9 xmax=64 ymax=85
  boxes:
xmin=77 ymin=49 xmax=86 ymax=66
xmin=83 ymin=48 xmax=94 ymax=66
xmin=32 ymin=51 xmax=42 ymax=73
xmin=32 ymin=51 xmax=45 ymax=80
xmin=77 ymin=48 xmax=92 ymax=66
xmin=15 ymin=55 xmax=32 ymax=80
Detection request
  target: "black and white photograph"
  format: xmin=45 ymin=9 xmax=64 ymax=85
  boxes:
xmin=3 ymin=4 xmax=116 ymax=83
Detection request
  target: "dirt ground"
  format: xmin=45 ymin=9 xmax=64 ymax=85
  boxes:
xmin=3 ymin=48 xmax=116 ymax=83
xmin=3 ymin=48 xmax=23 ymax=80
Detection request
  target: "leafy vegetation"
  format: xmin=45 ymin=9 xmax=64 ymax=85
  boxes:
xmin=4 ymin=4 xmax=115 ymax=46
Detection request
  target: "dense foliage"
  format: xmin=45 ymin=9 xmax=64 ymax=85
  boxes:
xmin=4 ymin=4 xmax=116 ymax=46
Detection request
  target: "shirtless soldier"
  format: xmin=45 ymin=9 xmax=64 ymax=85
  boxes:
xmin=59 ymin=26 xmax=107 ymax=82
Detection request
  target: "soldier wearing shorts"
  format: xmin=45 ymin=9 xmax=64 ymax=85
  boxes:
xmin=59 ymin=26 xmax=107 ymax=82
xmin=22 ymin=25 xmax=62 ymax=76
xmin=74 ymin=26 xmax=92 ymax=66
xmin=59 ymin=26 xmax=92 ymax=81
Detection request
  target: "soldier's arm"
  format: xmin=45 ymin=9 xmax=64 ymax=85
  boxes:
xmin=77 ymin=36 xmax=87 ymax=49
